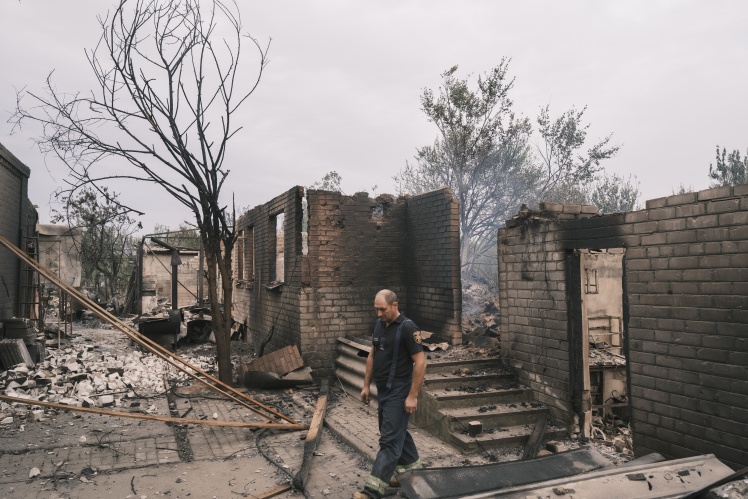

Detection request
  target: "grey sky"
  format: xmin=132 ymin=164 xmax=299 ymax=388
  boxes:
xmin=1 ymin=1 xmax=746 ymax=232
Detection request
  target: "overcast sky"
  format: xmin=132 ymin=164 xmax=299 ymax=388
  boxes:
xmin=1 ymin=1 xmax=746 ymax=232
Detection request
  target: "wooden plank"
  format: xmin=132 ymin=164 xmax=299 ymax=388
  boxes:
xmin=521 ymin=413 xmax=548 ymax=460
xmin=250 ymin=484 xmax=292 ymax=499
xmin=292 ymin=380 xmax=330 ymax=491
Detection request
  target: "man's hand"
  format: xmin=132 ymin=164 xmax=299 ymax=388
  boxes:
xmin=361 ymin=385 xmax=370 ymax=405
xmin=404 ymin=394 xmax=418 ymax=414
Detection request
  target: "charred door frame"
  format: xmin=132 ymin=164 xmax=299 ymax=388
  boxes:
xmin=566 ymin=250 xmax=587 ymax=434
xmin=566 ymin=248 xmax=631 ymax=438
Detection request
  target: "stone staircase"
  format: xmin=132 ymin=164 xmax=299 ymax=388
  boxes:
xmin=335 ymin=337 xmax=566 ymax=453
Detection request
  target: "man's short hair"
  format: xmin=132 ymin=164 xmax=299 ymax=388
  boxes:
xmin=377 ymin=289 xmax=398 ymax=305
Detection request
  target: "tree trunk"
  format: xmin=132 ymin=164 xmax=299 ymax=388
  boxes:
xmin=203 ymin=231 xmax=233 ymax=385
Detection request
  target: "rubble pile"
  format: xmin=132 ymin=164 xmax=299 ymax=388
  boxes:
xmin=0 ymin=341 xmax=216 ymax=419
xmin=461 ymin=281 xmax=500 ymax=349
xmin=589 ymin=346 xmax=627 ymax=367
xmin=589 ymin=414 xmax=634 ymax=458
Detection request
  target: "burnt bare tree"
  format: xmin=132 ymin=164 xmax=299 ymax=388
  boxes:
xmin=11 ymin=0 xmax=269 ymax=384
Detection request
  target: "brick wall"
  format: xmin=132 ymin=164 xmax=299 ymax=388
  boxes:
xmin=0 ymin=143 xmax=32 ymax=318
xmin=234 ymin=187 xmax=304 ymax=368
xmin=498 ymin=185 xmax=748 ymax=469
xmin=405 ymin=188 xmax=462 ymax=342
xmin=235 ymin=186 xmax=462 ymax=377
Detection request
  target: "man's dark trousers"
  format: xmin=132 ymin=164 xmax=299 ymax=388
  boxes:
xmin=364 ymin=378 xmax=419 ymax=498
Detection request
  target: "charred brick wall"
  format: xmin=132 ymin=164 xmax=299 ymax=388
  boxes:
xmin=234 ymin=186 xmax=305 ymax=359
xmin=235 ymin=186 xmax=461 ymax=377
xmin=498 ymin=204 xmax=600 ymax=428
xmin=498 ymin=185 xmax=748 ymax=469
xmin=0 ymin=143 xmax=32 ymax=318
xmin=405 ymin=188 xmax=462 ymax=343
xmin=299 ymin=190 xmax=408 ymax=375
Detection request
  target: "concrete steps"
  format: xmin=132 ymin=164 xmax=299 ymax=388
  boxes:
xmin=334 ymin=336 xmax=565 ymax=454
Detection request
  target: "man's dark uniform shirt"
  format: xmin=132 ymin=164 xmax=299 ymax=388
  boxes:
xmin=371 ymin=314 xmax=423 ymax=383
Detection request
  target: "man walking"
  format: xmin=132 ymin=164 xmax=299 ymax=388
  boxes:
xmin=355 ymin=289 xmax=427 ymax=499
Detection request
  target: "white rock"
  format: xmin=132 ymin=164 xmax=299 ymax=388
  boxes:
xmin=212 ymin=413 xmax=218 ymax=420
xmin=1 ymin=416 xmax=13 ymax=424
xmin=100 ymin=395 xmax=115 ymax=407
xmin=79 ymin=435 xmax=87 ymax=443
xmin=31 ymin=410 xmax=44 ymax=421
xmin=29 ymin=467 xmax=41 ymax=478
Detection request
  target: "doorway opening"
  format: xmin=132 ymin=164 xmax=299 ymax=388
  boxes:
xmin=568 ymin=248 xmax=629 ymax=438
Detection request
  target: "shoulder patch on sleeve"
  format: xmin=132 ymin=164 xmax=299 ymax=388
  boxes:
xmin=413 ymin=330 xmax=423 ymax=345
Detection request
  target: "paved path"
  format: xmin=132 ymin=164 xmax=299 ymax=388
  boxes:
xmin=1 ymin=374 xmax=526 ymax=499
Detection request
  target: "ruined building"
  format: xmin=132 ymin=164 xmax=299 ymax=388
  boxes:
xmin=233 ymin=186 xmax=462 ymax=377
xmin=0 ymin=142 xmax=37 ymax=320
xmin=498 ymin=184 xmax=748 ymax=469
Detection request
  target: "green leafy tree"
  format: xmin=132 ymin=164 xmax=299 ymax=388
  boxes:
xmin=12 ymin=0 xmax=269 ymax=384
xmin=590 ymin=173 xmax=641 ymax=214
xmin=709 ymin=146 xmax=747 ymax=187
xmin=51 ymin=187 xmax=140 ymax=305
xmin=672 ymin=183 xmax=694 ymax=195
xmin=535 ymin=105 xmax=620 ymax=199
xmin=310 ymin=171 xmax=344 ymax=193
xmin=394 ymin=61 xmax=534 ymax=275
xmin=151 ymin=223 xmax=201 ymax=250
xmin=396 ymin=62 xmax=620 ymax=282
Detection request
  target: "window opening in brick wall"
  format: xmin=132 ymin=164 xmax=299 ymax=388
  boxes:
xmin=245 ymin=226 xmax=255 ymax=281
xmin=237 ymin=230 xmax=245 ymax=279
xmin=301 ymin=190 xmax=308 ymax=256
xmin=270 ymin=212 xmax=285 ymax=282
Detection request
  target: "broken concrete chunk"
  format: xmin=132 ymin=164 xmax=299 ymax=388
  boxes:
xmin=99 ymin=395 xmax=115 ymax=407
xmin=29 ymin=467 xmax=40 ymax=478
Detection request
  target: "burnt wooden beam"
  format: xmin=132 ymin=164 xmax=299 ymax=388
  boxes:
xmin=292 ymin=380 xmax=330 ymax=491
xmin=521 ymin=413 xmax=548 ymax=460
